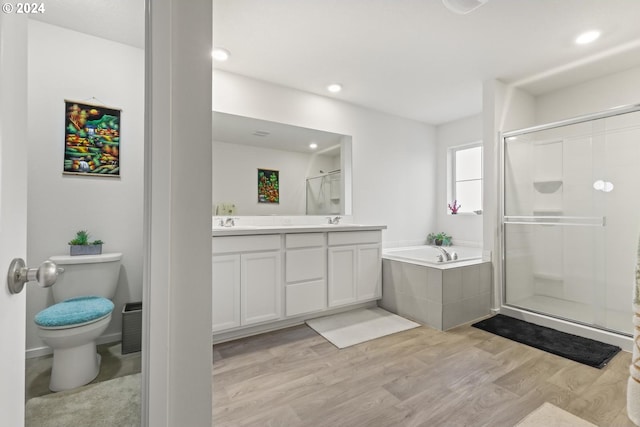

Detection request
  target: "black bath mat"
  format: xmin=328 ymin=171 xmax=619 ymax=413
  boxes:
xmin=472 ymin=314 xmax=621 ymax=368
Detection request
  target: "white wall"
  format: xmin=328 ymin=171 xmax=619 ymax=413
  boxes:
xmin=213 ymin=71 xmax=437 ymax=247
xmin=212 ymin=141 xmax=335 ymax=215
xmin=435 ymin=114 xmax=483 ymax=246
xmin=483 ymin=80 xmax=536 ymax=309
xmin=26 ymin=20 xmax=144 ymax=353
xmin=145 ymin=0 xmax=213 ymax=424
xmin=535 ymin=66 xmax=640 ymax=125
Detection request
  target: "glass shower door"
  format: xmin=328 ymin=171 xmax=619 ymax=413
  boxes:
xmin=502 ymin=107 xmax=640 ymax=336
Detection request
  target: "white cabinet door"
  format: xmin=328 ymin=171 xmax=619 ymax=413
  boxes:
xmin=328 ymin=245 xmax=357 ymax=307
xmin=241 ymin=251 xmax=282 ymax=325
xmin=212 ymin=254 xmax=241 ymax=332
xmin=357 ymin=244 xmax=382 ymax=301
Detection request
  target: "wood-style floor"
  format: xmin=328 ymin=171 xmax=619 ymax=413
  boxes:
xmin=213 ymin=321 xmax=634 ymax=427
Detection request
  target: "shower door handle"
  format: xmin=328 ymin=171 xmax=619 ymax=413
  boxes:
xmin=6 ymin=258 xmax=63 ymax=294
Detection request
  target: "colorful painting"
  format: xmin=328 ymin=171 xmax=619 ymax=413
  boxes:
xmin=258 ymin=169 xmax=279 ymax=203
xmin=63 ymin=100 xmax=121 ymax=177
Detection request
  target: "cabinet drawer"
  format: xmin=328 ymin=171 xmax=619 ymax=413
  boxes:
xmin=285 ymin=233 xmax=324 ymax=249
xmin=285 ymin=280 xmax=326 ymax=317
xmin=328 ymin=230 xmax=381 ymax=246
xmin=286 ymin=247 xmax=326 ymax=282
xmin=212 ymin=235 xmax=281 ymax=254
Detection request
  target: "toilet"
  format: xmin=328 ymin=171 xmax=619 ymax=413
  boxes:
xmin=35 ymin=252 xmax=122 ymax=392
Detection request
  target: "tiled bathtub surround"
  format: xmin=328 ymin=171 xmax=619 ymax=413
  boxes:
xmin=380 ymin=258 xmax=492 ymax=330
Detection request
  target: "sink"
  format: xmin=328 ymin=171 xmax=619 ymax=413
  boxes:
xmin=213 ymin=225 xmax=261 ymax=230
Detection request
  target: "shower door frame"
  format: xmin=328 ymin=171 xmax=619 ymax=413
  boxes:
xmin=498 ymin=103 xmax=640 ymax=350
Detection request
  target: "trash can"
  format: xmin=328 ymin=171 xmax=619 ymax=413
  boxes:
xmin=122 ymin=302 xmax=142 ymax=354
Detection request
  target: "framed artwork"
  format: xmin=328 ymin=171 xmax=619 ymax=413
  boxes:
xmin=63 ymin=100 xmax=121 ymax=177
xmin=258 ymin=168 xmax=279 ymax=203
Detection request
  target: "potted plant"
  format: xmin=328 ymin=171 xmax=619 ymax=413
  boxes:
xmin=68 ymin=230 xmax=104 ymax=256
xmin=448 ymin=200 xmax=461 ymax=214
xmin=427 ymin=232 xmax=452 ymax=246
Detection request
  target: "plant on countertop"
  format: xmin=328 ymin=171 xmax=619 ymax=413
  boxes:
xmin=448 ymin=200 xmax=461 ymax=214
xmin=68 ymin=230 xmax=104 ymax=255
xmin=427 ymin=232 xmax=452 ymax=246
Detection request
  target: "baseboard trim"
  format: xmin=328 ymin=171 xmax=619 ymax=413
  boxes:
xmin=26 ymin=332 xmax=122 ymax=359
xmin=212 ymin=301 xmax=377 ymax=345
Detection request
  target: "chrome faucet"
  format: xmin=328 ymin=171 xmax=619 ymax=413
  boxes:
xmin=432 ymin=246 xmax=452 ymax=261
xmin=326 ymin=216 xmax=341 ymax=225
xmin=223 ymin=217 xmax=238 ymax=227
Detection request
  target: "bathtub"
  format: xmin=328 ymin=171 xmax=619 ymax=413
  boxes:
xmin=382 ymin=245 xmax=483 ymax=268
xmin=381 ymin=245 xmax=491 ymax=330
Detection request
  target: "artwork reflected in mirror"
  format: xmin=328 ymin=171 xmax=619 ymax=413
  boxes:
xmin=212 ymin=112 xmax=352 ymax=216
xmin=258 ymin=168 xmax=279 ymax=204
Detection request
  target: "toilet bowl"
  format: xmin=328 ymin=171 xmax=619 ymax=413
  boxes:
xmin=35 ymin=252 xmax=122 ymax=392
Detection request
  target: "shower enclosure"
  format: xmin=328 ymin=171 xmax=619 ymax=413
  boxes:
xmin=306 ymin=170 xmax=342 ymax=215
xmin=501 ymin=104 xmax=640 ymax=338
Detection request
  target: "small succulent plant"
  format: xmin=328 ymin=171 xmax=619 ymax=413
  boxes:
xmin=68 ymin=230 xmax=103 ymax=246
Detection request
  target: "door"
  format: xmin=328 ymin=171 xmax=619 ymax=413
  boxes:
xmin=357 ymin=244 xmax=382 ymax=301
xmin=241 ymin=251 xmax=281 ymax=325
xmin=212 ymin=254 xmax=241 ymax=332
xmin=328 ymin=245 xmax=357 ymax=307
xmin=0 ymin=12 xmax=28 ymax=426
xmin=502 ymin=108 xmax=640 ymax=335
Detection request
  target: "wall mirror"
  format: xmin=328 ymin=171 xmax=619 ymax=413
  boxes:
xmin=212 ymin=112 xmax=353 ymax=216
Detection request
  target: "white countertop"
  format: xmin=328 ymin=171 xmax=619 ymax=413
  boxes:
xmin=212 ymin=224 xmax=387 ymax=237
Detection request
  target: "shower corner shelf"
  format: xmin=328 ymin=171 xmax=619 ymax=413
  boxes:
xmin=532 ymin=272 xmax=563 ymax=283
xmin=533 ymin=180 xmax=563 ymax=194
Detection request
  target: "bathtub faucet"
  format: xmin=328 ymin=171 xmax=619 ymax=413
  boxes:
xmin=432 ymin=246 xmax=452 ymax=261
xmin=326 ymin=216 xmax=341 ymax=225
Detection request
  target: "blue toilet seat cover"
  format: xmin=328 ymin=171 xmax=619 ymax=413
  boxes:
xmin=35 ymin=296 xmax=114 ymax=327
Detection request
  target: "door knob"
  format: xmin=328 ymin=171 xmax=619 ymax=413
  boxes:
xmin=7 ymin=258 xmax=63 ymax=294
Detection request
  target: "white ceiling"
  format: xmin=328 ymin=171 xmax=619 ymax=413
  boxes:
xmin=33 ymin=0 xmax=640 ymax=125
xmin=31 ymin=0 xmax=144 ymax=49
xmin=213 ymin=112 xmax=343 ymax=154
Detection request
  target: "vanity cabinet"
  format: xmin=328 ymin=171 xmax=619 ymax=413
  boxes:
xmin=212 ymin=235 xmax=281 ymax=332
xmin=328 ymin=231 xmax=382 ymax=308
xmin=212 ymin=225 xmax=385 ymax=337
xmin=284 ymin=233 xmax=326 ymax=317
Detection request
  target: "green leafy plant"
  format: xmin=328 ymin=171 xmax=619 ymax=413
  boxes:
xmin=427 ymin=232 xmax=452 ymax=246
xmin=68 ymin=230 xmax=103 ymax=246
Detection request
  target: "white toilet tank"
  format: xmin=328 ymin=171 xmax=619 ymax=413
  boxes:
xmin=48 ymin=253 xmax=122 ymax=303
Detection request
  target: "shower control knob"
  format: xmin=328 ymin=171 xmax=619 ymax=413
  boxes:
xmin=7 ymin=258 xmax=63 ymax=294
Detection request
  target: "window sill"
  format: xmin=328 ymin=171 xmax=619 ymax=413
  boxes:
xmin=448 ymin=211 xmax=482 ymax=216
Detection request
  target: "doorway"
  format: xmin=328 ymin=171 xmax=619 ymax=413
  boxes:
xmin=23 ymin=5 xmax=145 ymax=425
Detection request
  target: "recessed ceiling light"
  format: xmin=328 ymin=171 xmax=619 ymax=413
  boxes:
xmin=212 ymin=47 xmax=230 ymax=61
xmin=309 ymin=143 xmax=318 ymax=149
xmin=575 ymin=30 xmax=601 ymax=45
xmin=327 ymin=83 xmax=343 ymax=93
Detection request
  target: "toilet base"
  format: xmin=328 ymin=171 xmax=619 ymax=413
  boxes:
xmin=49 ymin=342 xmax=101 ymax=392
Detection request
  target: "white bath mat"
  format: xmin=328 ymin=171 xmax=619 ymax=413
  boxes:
xmin=306 ymin=307 xmax=420 ymax=349
xmin=515 ymin=402 xmax=597 ymax=427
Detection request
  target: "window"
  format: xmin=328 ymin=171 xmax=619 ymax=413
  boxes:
xmin=450 ymin=144 xmax=482 ymax=214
